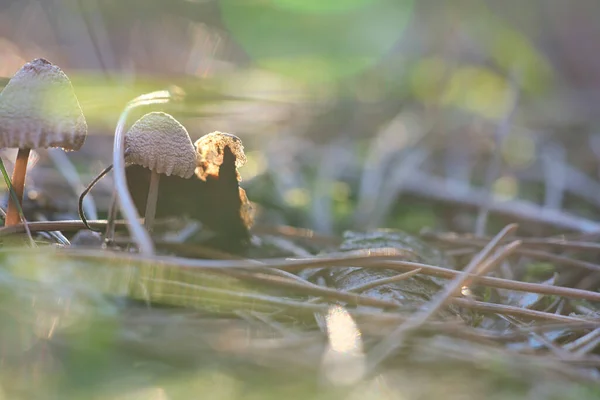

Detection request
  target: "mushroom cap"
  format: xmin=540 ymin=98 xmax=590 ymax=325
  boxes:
xmin=125 ymin=112 xmax=196 ymax=178
xmin=195 ymin=131 xmax=246 ymax=181
xmin=0 ymin=58 xmax=87 ymax=150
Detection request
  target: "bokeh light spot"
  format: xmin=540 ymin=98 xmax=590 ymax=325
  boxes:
xmin=442 ymin=66 xmax=510 ymax=119
xmin=220 ymin=0 xmax=415 ymax=84
xmin=271 ymin=0 xmax=374 ymax=14
xmin=492 ymin=175 xmax=519 ymax=199
xmin=502 ymin=133 xmax=536 ymax=168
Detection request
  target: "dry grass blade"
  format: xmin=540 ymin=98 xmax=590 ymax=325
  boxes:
xmin=306 ymin=268 xmax=422 ymax=305
xmin=0 ymin=219 xmax=127 ymax=235
xmin=500 ymin=316 xmax=578 ymax=361
xmin=214 ymin=269 xmax=400 ymax=309
xmin=517 ymin=248 xmax=600 ymax=273
xmin=424 ymin=232 xmax=600 ymax=273
xmin=424 ymin=231 xmax=600 ymax=253
xmin=142 ymin=278 xmax=349 ymax=314
xmin=375 ymin=260 xmax=600 ymax=302
xmin=51 ymin=246 xmax=403 ymax=270
xmin=474 ymin=240 xmax=522 ymax=276
xmin=449 ymin=298 xmax=591 ymax=323
xmin=519 ymin=238 xmax=600 ymax=252
xmin=40 ymin=238 xmax=600 ymax=302
xmin=366 ymin=223 xmax=518 ymax=371
xmin=564 ymin=328 xmax=600 ymax=354
xmin=346 ymin=268 xmax=423 ymax=293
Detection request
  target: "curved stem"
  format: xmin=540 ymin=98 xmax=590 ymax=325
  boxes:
xmin=79 ymin=163 xmax=113 ymax=232
xmin=5 ymin=148 xmax=30 ymax=226
xmin=112 ymin=91 xmax=171 ymax=255
xmin=144 ymin=170 xmax=160 ymax=233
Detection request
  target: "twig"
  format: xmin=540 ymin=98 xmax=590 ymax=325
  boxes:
xmin=422 ymin=231 xmax=600 ymax=253
xmin=50 ymin=246 xmax=404 ymax=270
xmin=517 ymin=248 xmax=600 ymax=274
xmin=306 ymin=269 xmax=422 ymax=305
xmin=423 ymin=232 xmax=600 ymax=273
xmin=374 ymin=260 xmax=600 ymax=302
xmin=518 ymin=238 xmax=600 ymax=252
xmin=404 ymin=172 xmax=600 ymax=232
xmin=6 ymin=243 xmax=600 ymax=303
xmin=210 ymin=269 xmax=400 ymax=309
xmin=345 ymin=268 xmax=423 ymax=293
xmin=563 ymin=328 xmax=600 ymax=354
xmin=33 ymin=213 xmax=70 ymax=246
xmin=451 ymin=299 xmax=589 ymax=324
xmin=464 ymin=240 xmax=522 ymax=287
xmin=0 ymin=219 xmax=128 ymax=235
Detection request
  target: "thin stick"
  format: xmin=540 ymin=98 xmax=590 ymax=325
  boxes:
xmin=450 ymin=298 xmax=588 ymax=324
xmin=5 ymin=148 xmax=30 ymax=226
xmin=5 ymin=242 xmax=600 ymax=302
xmin=366 ymin=223 xmax=518 ymax=371
xmin=563 ymin=328 xmax=600 ymax=353
xmin=464 ymin=240 xmax=522 ymax=287
xmin=374 ymin=259 xmax=600 ymax=302
xmin=113 ymin=90 xmax=171 ymax=255
xmin=212 ymin=270 xmax=400 ymax=309
xmin=0 ymin=219 xmax=128 ymax=235
xmin=404 ymin=172 xmax=600 ymax=232
xmin=306 ymin=268 xmax=423 ymax=305
xmin=346 ymin=268 xmax=423 ymax=293
xmin=144 ymin=170 xmax=160 ymax=232
xmin=423 ymin=231 xmax=600 ymax=253
xmin=423 ymin=233 xmax=600 ymax=274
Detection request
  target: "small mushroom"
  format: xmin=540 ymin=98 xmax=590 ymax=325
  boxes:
xmin=0 ymin=58 xmax=87 ymax=226
xmin=124 ymin=112 xmax=196 ymax=232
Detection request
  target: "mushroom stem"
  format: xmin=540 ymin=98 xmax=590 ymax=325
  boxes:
xmin=144 ymin=170 xmax=160 ymax=232
xmin=5 ymin=148 xmax=30 ymax=226
xmin=113 ymin=90 xmax=171 ymax=255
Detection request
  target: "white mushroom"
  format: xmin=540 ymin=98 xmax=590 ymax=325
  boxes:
xmin=124 ymin=112 xmax=196 ymax=231
xmin=0 ymin=58 xmax=87 ymax=226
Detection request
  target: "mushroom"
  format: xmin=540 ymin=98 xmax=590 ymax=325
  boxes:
xmin=0 ymin=58 xmax=87 ymax=226
xmin=124 ymin=111 xmax=196 ymax=232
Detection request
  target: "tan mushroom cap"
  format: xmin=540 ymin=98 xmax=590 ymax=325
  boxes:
xmin=125 ymin=112 xmax=196 ymax=178
xmin=195 ymin=131 xmax=247 ymax=181
xmin=0 ymin=58 xmax=87 ymax=150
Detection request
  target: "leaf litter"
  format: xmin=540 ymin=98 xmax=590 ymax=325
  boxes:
xmin=0 ymin=94 xmax=599 ymax=399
